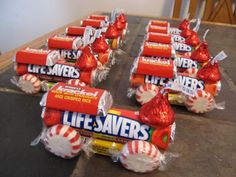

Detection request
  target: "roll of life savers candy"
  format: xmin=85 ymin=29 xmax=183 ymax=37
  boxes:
xmin=43 ymin=124 xmax=82 ymax=159
xmin=136 ymin=84 xmax=159 ymax=105
xmin=18 ymin=74 xmax=41 ymax=94
xmin=66 ymin=26 xmax=86 ymax=36
xmin=184 ymin=90 xmax=215 ymax=113
xmin=120 ymin=140 xmax=161 ymax=173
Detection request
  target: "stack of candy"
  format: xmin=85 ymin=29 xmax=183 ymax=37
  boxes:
xmin=129 ymin=18 xmax=226 ymax=114
xmin=12 ymin=9 xmax=128 ymax=94
xmin=32 ymin=82 xmax=176 ymax=173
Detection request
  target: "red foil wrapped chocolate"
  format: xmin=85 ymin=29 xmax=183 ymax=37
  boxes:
xmin=75 ymin=46 xmax=97 ymax=71
xmin=197 ymin=61 xmax=221 ymax=83
xmin=92 ymin=35 xmax=109 ymax=53
xmin=139 ymin=92 xmax=175 ymax=128
xmin=191 ymin=42 xmax=210 ymax=63
xmin=105 ymin=24 xmax=119 ymax=39
xmin=179 ymin=19 xmax=190 ymax=30
xmin=185 ymin=31 xmax=201 ymax=47
xmin=181 ymin=28 xmax=194 ymax=38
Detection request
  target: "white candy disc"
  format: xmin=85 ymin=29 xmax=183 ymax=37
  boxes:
xmin=184 ymin=67 xmax=198 ymax=77
xmin=135 ymin=84 xmax=159 ymax=105
xmin=184 ymin=90 xmax=215 ymax=113
xmin=120 ymin=140 xmax=161 ymax=173
xmin=18 ymin=74 xmax=41 ymax=94
xmin=67 ymin=79 xmax=86 ymax=87
xmin=44 ymin=124 xmax=82 ymax=159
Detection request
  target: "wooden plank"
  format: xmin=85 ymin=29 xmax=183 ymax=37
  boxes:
xmin=173 ymin=0 xmax=182 ymax=18
xmin=202 ymin=0 xmax=215 ymax=20
xmin=189 ymin=0 xmax=198 ymax=19
xmin=0 ymin=12 xmax=101 ymax=73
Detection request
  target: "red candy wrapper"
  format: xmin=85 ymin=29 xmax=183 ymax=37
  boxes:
xmin=146 ymin=32 xmax=172 ymax=44
xmin=181 ymin=28 xmax=194 ymax=38
xmin=185 ymin=31 xmax=201 ymax=47
xmin=149 ymin=20 xmax=169 ymax=27
xmin=88 ymin=15 xmax=109 ymax=21
xmin=41 ymin=82 xmax=113 ymax=116
xmin=66 ymin=26 xmax=86 ymax=36
xmin=133 ymin=56 xmax=175 ymax=78
xmin=81 ymin=19 xmax=105 ymax=28
xmin=139 ymin=92 xmax=175 ymax=128
xmin=178 ymin=19 xmax=190 ymax=30
xmin=15 ymin=48 xmax=61 ymax=66
xmin=141 ymin=42 xmax=175 ymax=58
xmin=191 ymin=42 xmax=210 ymax=63
xmin=105 ymin=24 xmax=119 ymax=39
xmin=92 ymin=35 xmax=109 ymax=53
xmin=147 ymin=25 xmax=169 ymax=34
xmin=75 ymin=46 xmax=98 ymax=71
xmin=48 ymin=35 xmax=83 ymax=50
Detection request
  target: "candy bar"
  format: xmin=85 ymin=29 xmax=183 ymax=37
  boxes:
xmin=88 ymin=15 xmax=109 ymax=21
xmin=132 ymin=56 xmax=175 ymax=78
xmin=47 ymin=35 xmax=83 ymax=50
xmin=81 ymin=19 xmax=106 ymax=28
xmin=15 ymin=48 xmax=61 ymax=66
xmin=141 ymin=42 xmax=175 ymax=58
xmin=149 ymin=20 xmax=169 ymax=27
xmin=147 ymin=25 xmax=169 ymax=34
xmin=146 ymin=32 xmax=172 ymax=44
xmin=41 ymin=82 xmax=113 ymax=116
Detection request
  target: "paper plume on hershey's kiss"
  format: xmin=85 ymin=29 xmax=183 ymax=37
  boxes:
xmin=211 ymin=51 xmax=227 ymax=64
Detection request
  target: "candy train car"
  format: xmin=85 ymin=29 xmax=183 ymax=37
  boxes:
xmin=33 ymin=82 xmax=176 ymax=173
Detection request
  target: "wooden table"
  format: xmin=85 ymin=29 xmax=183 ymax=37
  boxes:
xmin=0 ymin=14 xmax=236 ymax=177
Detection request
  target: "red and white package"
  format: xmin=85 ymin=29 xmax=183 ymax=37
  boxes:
xmin=40 ymin=82 xmax=113 ymax=116
xmin=146 ymin=32 xmax=172 ymax=44
xmin=147 ymin=25 xmax=169 ymax=34
xmin=81 ymin=19 xmax=105 ymax=28
xmin=43 ymin=124 xmax=82 ymax=158
xmin=47 ymin=35 xmax=83 ymax=50
xmin=66 ymin=26 xmax=86 ymax=36
xmin=67 ymin=79 xmax=86 ymax=87
xmin=141 ymin=42 xmax=175 ymax=58
xmin=88 ymin=15 xmax=109 ymax=21
xmin=18 ymin=73 xmax=41 ymax=94
xmin=120 ymin=140 xmax=162 ymax=173
xmin=132 ymin=56 xmax=175 ymax=78
xmin=148 ymin=20 xmax=169 ymax=27
xmin=15 ymin=48 xmax=61 ymax=66
xmin=136 ymin=84 xmax=159 ymax=105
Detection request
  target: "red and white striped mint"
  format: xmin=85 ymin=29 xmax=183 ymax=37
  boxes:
xmin=67 ymin=79 xmax=86 ymax=87
xmin=18 ymin=74 xmax=41 ymax=94
xmin=184 ymin=90 xmax=215 ymax=113
xmin=44 ymin=124 xmax=82 ymax=159
xmin=120 ymin=140 xmax=161 ymax=173
xmin=183 ymin=67 xmax=198 ymax=77
xmin=135 ymin=84 xmax=159 ymax=105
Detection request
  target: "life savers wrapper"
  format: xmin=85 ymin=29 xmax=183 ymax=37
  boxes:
xmin=42 ymin=107 xmax=174 ymax=150
xmin=147 ymin=25 xmax=169 ymax=34
xmin=41 ymin=82 xmax=113 ymax=116
xmin=141 ymin=42 xmax=176 ymax=58
xmin=88 ymin=15 xmax=109 ymax=21
xmin=148 ymin=20 xmax=170 ymax=27
xmin=81 ymin=19 xmax=106 ymax=28
xmin=15 ymin=48 xmax=61 ymax=66
xmin=47 ymin=35 xmax=83 ymax=50
xmin=66 ymin=26 xmax=86 ymax=36
xmin=132 ymin=57 xmax=175 ymax=79
xmin=146 ymin=32 xmax=172 ymax=44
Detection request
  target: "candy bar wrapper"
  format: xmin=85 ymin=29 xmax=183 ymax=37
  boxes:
xmin=147 ymin=25 xmax=169 ymax=34
xmin=88 ymin=15 xmax=109 ymax=21
xmin=148 ymin=20 xmax=170 ymax=27
xmin=132 ymin=56 xmax=175 ymax=78
xmin=81 ymin=19 xmax=106 ymax=28
xmin=42 ymin=107 xmax=173 ymax=150
xmin=15 ymin=48 xmax=61 ymax=66
xmin=141 ymin=42 xmax=176 ymax=58
xmin=66 ymin=26 xmax=86 ymax=36
xmin=47 ymin=35 xmax=83 ymax=50
xmin=40 ymin=82 xmax=113 ymax=116
xmin=14 ymin=62 xmax=99 ymax=86
xmin=146 ymin=32 xmax=173 ymax=44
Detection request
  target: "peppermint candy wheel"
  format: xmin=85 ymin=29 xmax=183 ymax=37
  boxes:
xmin=18 ymin=74 xmax=41 ymax=94
xmin=44 ymin=124 xmax=82 ymax=159
xmin=184 ymin=90 xmax=215 ymax=113
xmin=183 ymin=67 xmax=198 ymax=77
xmin=120 ymin=140 xmax=161 ymax=173
xmin=135 ymin=84 xmax=159 ymax=105
xmin=67 ymin=79 xmax=86 ymax=87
